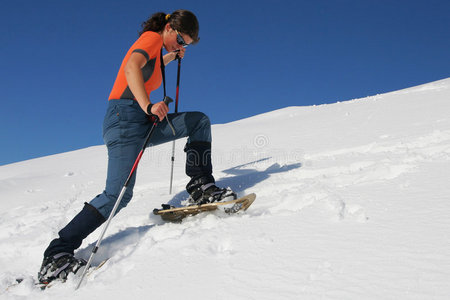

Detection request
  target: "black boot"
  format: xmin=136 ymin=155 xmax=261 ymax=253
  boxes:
xmin=38 ymin=253 xmax=87 ymax=284
xmin=39 ymin=203 xmax=105 ymax=283
xmin=186 ymin=176 xmax=236 ymax=204
xmin=43 ymin=203 xmax=105 ymax=258
xmin=184 ymin=141 xmax=236 ymax=204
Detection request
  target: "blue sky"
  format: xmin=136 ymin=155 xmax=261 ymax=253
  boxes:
xmin=1 ymin=0 xmax=449 ymax=165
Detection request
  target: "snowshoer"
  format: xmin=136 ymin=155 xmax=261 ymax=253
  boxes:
xmin=38 ymin=10 xmax=234 ymax=284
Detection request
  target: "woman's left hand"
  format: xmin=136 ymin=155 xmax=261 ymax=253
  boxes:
xmin=163 ymin=49 xmax=185 ymax=65
xmin=175 ymin=47 xmax=186 ymax=59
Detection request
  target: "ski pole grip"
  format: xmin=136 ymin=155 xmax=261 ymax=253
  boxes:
xmin=150 ymin=96 xmax=172 ymax=123
xmin=163 ymin=96 xmax=174 ymax=106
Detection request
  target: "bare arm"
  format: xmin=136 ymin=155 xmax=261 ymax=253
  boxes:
xmin=124 ymin=52 xmax=168 ymax=119
xmin=163 ymin=52 xmax=178 ymax=65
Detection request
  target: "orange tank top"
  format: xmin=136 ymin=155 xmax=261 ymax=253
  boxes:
xmin=109 ymin=31 xmax=163 ymax=101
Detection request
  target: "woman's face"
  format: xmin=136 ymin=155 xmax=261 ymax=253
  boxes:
xmin=163 ymin=24 xmax=193 ymax=52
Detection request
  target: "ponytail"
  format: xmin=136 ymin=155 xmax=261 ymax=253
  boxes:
xmin=139 ymin=12 xmax=168 ymax=35
xmin=139 ymin=10 xmax=200 ymax=44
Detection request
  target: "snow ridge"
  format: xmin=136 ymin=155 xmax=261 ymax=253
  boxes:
xmin=1 ymin=78 xmax=450 ymax=299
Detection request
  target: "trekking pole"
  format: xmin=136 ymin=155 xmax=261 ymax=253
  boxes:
xmin=169 ymin=57 xmax=181 ymax=194
xmin=76 ymin=96 xmax=173 ymax=290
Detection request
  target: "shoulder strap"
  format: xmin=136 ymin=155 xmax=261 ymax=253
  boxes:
xmin=160 ymin=49 xmax=166 ymax=97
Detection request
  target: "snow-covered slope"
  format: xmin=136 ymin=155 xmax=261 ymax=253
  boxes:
xmin=1 ymin=78 xmax=450 ymax=299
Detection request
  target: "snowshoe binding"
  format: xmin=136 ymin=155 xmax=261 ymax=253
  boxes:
xmin=38 ymin=252 xmax=86 ymax=285
xmin=187 ymin=182 xmax=237 ymax=205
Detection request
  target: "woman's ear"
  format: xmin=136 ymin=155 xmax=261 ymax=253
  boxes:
xmin=164 ymin=22 xmax=172 ymax=32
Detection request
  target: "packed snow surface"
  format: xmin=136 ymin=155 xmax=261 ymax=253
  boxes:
xmin=1 ymin=78 xmax=450 ymax=299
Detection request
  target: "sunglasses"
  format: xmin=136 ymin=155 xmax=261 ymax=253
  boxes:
xmin=175 ymin=30 xmax=189 ymax=47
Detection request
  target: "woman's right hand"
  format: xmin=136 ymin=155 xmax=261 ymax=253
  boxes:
xmin=148 ymin=101 xmax=169 ymax=120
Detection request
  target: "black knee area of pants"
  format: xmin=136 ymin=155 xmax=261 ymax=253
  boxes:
xmin=44 ymin=203 xmax=106 ymax=258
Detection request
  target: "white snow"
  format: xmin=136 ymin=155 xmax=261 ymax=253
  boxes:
xmin=1 ymin=78 xmax=450 ymax=299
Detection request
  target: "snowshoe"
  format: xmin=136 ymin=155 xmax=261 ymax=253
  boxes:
xmin=154 ymin=193 xmax=256 ymax=222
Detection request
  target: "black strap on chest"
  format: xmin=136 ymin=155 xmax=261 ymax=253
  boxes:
xmin=160 ymin=49 xmax=166 ymax=97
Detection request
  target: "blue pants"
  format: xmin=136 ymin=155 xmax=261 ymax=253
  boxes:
xmin=90 ymin=99 xmax=212 ymax=219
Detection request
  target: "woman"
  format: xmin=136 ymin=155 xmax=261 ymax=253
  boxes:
xmin=38 ymin=10 xmax=234 ymax=284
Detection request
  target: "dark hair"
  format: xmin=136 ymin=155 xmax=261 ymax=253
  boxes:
xmin=139 ymin=10 xmax=200 ymax=44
